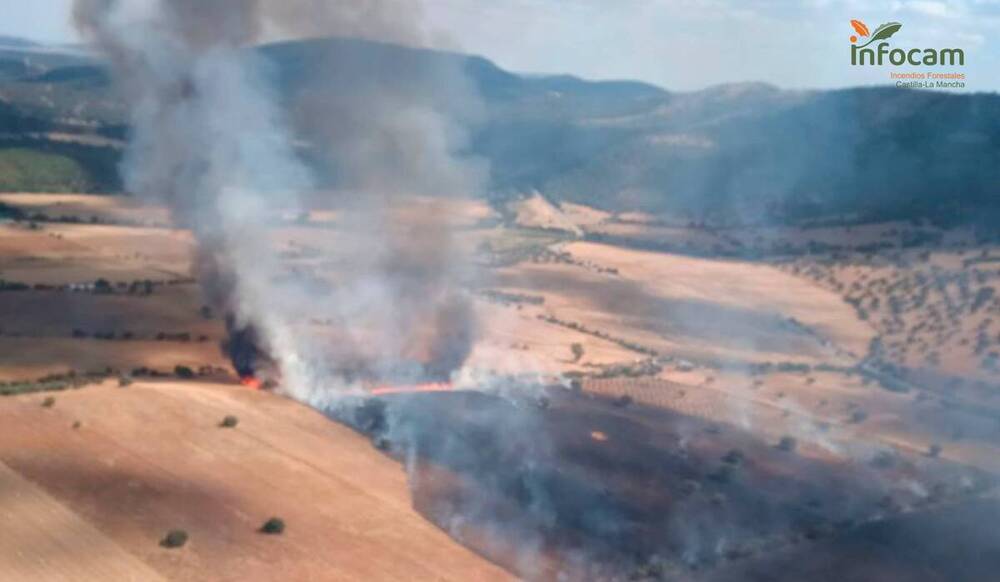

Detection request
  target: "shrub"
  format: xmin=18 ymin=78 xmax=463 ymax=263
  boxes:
xmin=709 ymin=464 xmax=735 ymax=483
xmin=260 ymin=517 xmax=285 ymax=535
xmin=613 ymin=394 xmax=633 ymax=408
xmin=160 ymin=529 xmax=188 ymax=548
xmin=722 ymin=449 xmax=745 ymax=465
xmin=570 ymin=342 xmax=584 ymax=363
xmin=41 ymin=396 xmax=55 ymax=408
xmin=118 ymin=376 xmax=133 ymax=387
xmin=871 ymin=451 xmax=895 ymax=469
xmin=219 ymin=415 xmax=239 ymax=428
xmin=777 ymin=436 xmax=798 ymax=452
xmin=680 ymin=479 xmax=701 ymax=496
xmin=174 ymin=365 xmax=195 ymax=379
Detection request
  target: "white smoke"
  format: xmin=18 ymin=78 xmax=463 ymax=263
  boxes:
xmin=73 ymin=0 xmax=486 ymax=403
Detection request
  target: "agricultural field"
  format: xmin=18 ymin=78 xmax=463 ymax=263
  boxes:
xmin=1 ymin=192 xmax=998 ymax=579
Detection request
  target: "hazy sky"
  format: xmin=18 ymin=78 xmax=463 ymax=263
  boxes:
xmin=4 ymin=0 xmax=998 ymax=92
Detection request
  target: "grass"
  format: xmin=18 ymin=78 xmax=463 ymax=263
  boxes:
xmin=0 ymin=379 xmax=72 ymax=396
xmin=0 ymin=148 xmax=91 ymax=192
xmin=0 ymin=139 xmax=121 ymax=193
xmin=0 ymin=370 xmax=114 ymax=396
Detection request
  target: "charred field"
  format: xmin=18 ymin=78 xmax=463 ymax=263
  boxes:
xmin=341 ymin=386 xmax=997 ymax=580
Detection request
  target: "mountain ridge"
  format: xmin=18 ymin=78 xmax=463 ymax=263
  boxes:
xmin=0 ymin=36 xmax=996 ymax=226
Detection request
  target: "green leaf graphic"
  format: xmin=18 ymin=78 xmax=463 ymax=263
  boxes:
xmin=858 ymin=22 xmax=902 ymax=48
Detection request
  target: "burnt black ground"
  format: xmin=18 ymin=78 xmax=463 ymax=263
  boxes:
xmin=333 ymin=387 xmax=995 ymax=580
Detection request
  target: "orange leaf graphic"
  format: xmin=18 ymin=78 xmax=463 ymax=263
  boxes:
xmin=851 ymin=19 xmax=870 ymax=37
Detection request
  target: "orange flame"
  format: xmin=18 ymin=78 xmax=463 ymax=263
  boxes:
xmin=240 ymin=376 xmax=262 ymax=390
xmin=369 ymin=382 xmax=454 ymax=396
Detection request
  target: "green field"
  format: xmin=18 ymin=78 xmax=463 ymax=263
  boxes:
xmin=0 ymin=143 xmax=120 ymax=193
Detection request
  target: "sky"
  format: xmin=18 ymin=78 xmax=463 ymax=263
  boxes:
xmin=3 ymin=0 xmax=998 ymax=92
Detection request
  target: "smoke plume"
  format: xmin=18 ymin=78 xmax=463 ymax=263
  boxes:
xmin=73 ymin=0 xmax=485 ymax=396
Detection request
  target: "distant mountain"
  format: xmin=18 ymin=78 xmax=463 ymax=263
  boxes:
xmin=0 ymin=36 xmax=997 ymax=225
xmin=0 ymin=36 xmax=39 ymax=49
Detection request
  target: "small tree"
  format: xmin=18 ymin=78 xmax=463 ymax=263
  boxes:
xmin=219 ymin=415 xmax=239 ymax=428
xmin=372 ymin=436 xmax=391 ymax=451
xmin=570 ymin=342 xmax=585 ymax=363
xmin=160 ymin=529 xmax=188 ymax=548
xmin=260 ymin=517 xmax=285 ymax=535
xmin=41 ymin=396 xmax=56 ymax=408
xmin=777 ymin=436 xmax=798 ymax=452
xmin=174 ymin=365 xmax=195 ymax=379
xmin=722 ymin=449 xmax=745 ymax=465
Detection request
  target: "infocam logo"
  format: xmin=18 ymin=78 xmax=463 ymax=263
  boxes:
xmin=849 ymin=19 xmax=964 ymax=66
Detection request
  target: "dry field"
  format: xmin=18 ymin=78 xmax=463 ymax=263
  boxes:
xmin=2 ymin=192 xmax=998 ymax=579
xmin=0 ymin=381 xmax=510 ymax=581
xmin=0 ymin=193 xmax=172 ymax=226
xmin=495 ymin=197 xmax=1000 ymax=478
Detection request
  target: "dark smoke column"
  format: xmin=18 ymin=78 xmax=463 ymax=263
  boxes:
xmin=73 ymin=0 xmax=487 ymax=399
xmin=73 ymin=0 xmax=314 ymax=385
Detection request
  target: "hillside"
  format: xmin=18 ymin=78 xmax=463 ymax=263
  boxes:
xmin=0 ymin=37 xmax=997 ymax=225
xmin=0 ymin=380 xmax=510 ymax=581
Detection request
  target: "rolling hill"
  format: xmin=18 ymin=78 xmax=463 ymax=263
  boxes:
xmin=0 ymin=36 xmax=997 ymax=226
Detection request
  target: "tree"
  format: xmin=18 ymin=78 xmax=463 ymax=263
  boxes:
xmin=260 ymin=517 xmax=285 ymax=535
xmin=570 ymin=342 xmax=585 ymax=363
xmin=777 ymin=436 xmax=798 ymax=452
xmin=160 ymin=529 xmax=188 ymax=548
xmin=722 ymin=449 xmax=745 ymax=465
